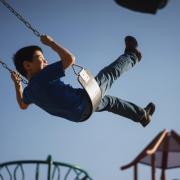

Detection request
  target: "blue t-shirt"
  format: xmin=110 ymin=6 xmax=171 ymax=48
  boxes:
xmin=23 ymin=61 xmax=90 ymax=122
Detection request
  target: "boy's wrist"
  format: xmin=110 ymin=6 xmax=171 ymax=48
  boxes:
xmin=14 ymin=80 xmax=21 ymax=88
xmin=48 ymin=40 xmax=56 ymax=47
xmin=40 ymin=35 xmax=55 ymax=47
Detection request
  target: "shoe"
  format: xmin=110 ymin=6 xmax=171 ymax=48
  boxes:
xmin=124 ymin=36 xmax=142 ymax=61
xmin=141 ymin=102 xmax=155 ymax=127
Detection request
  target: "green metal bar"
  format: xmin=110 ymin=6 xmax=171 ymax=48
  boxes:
xmin=0 ymin=156 xmax=92 ymax=180
xmin=35 ymin=163 xmax=40 ymax=180
xmin=52 ymin=165 xmax=60 ymax=180
xmin=47 ymin=155 xmax=53 ymax=180
xmin=5 ymin=166 xmax=12 ymax=180
xmin=64 ymin=168 xmax=71 ymax=180
xmin=14 ymin=164 xmax=25 ymax=180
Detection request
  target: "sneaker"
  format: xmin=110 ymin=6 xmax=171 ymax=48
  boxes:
xmin=141 ymin=102 xmax=155 ymax=127
xmin=124 ymin=36 xmax=142 ymax=61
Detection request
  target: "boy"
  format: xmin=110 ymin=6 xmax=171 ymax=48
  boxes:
xmin=11 ymin=35 xmax=155 ymax=127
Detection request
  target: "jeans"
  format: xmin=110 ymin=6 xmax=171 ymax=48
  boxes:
xmin=95 ymin=53 xmax=145 ymax=123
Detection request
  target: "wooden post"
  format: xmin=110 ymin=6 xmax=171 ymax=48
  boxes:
xmin=134 ymin=164 xmax=138 ymax=180
xmin=161 ymin=169 xmax=166 ymax=180
xmin=161 ymin=135 xmax=169 ymax=180
xmin=151 ymin=154 xmax=156 ymax=180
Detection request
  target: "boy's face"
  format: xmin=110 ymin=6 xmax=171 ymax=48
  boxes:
xmin=24 ymin=50 xmax=48 ymax=76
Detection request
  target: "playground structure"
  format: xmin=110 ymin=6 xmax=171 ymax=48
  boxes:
xmin=121 ymin=129 xmax=180 ymax=180
xmin=0 ymin=155 xmax=92 ymax=180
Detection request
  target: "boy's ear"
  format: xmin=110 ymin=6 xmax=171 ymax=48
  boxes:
xmin=23 ymin=61 xmax=31 ymax=71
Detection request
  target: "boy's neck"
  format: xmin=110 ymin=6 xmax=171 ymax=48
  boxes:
xmin=26 ymin=72 xmax=38 ymax=81
xmin=27 ymin=74 xmax=33 ymax=81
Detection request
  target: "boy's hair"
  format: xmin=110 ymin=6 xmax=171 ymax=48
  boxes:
xmin=13 ymin=45 xmax=43 ymax=78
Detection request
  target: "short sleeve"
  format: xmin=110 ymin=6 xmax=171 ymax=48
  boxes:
xmin=23 ymin=88 xmax=32 ymax=105
xmin=36 ymin=61 xmax=65 ymax=83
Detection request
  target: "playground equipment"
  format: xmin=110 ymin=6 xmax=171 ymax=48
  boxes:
xmin=0 ymin=155 xmax=92 ymax=180
xmin=121 ymin=129 xmax=180 ymax=180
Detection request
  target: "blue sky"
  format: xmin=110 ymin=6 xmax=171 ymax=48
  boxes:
xmin=0 ymin=0 xmax=180 ymax=179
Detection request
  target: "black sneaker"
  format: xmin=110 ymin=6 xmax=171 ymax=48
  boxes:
xmin=124 ymin=36 xmax=142 ymax=61
xmin=141 ymin=102 xmax=155 ymax=127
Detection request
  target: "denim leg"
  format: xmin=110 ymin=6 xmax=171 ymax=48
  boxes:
xmin=96 ymin=95 xmax=145 ymax=122
xmin=95 ymin=53 xmax=138 ymax=97
xmin=94 ymin=53 xmax=144 ymax=122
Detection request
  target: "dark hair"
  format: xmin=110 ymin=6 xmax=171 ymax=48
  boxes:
xmin=13 ymin=45 xmax=43 ymax=78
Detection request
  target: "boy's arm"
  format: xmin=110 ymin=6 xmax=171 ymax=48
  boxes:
xmin=11 ymin=72 xmax=29 ymax=110
xmin=40 ymin=35 xmax=75 ymax=69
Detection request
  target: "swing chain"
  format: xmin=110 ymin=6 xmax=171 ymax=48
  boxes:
xmin=0 ymin=60 xmax=28 ymax=85
xmin=0 ymin=0 xmax=41 ymax=37
xmin=72 ymin=64 xmax=84 ymax=76
xmin=0 ymin=59 xmax=13 ymax=73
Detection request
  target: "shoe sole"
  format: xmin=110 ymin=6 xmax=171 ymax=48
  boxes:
xmin=148 ymin=102 xmax=155 ymax=116
xmin=125 ymin=36 xmax=138 ymax=47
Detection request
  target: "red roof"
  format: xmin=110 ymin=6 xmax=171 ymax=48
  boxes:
xmin=121 ymin=129 xmax=180 ymax=170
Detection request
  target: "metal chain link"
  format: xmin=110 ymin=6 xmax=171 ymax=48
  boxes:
xmin=0 ymin=0 xmax=41 ymax=37
xmin=0 ymin=59 xmax=13 ymax=73
xmin=0 ymin=60 xmax=28 ymax=84
xmin=0 ymin=0 xmax=86 ymax=79
xmin=0 ymin=0 xmax=39 ymax=85
xmin=72 ymin=64 xmax=84 ymax=76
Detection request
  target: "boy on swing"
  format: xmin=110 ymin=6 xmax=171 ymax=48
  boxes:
xmin=11 ymin=35 xmax=155 ymax=127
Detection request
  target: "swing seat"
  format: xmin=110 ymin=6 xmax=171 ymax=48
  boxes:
xmin=77 ymin=68 xmax=102 ymax=121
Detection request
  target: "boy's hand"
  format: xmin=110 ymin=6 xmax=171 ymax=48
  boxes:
xmin=11 ymin=71 xmax=21 ymax=86
xmin=11 ymin=71 xmax=29 ymax=110
xmin=40 ymin=35 xmax=54 ymax=46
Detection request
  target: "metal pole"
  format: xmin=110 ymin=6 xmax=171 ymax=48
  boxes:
xmin=161 ymin=169 xmax=166 ymax=180
xmin=161 ymin=134 xmax=169 ymax=180
xmin=47 ymin=155 xmax=53 ymax=180
xmin=134 ymin=164 xmax=138 ymax=180
xmin=151 ymin=154 xmax=156 ymax=180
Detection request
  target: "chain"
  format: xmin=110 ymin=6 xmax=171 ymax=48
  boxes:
xmin=0 ymin=0 xmax=41 ymax=37
xmin=0 ymin=0 xmax=39 ymax=85
xmin=72 ymin=64 xmax=84 ymax=76
xmin=0 ymin=60 xmax=13 ymax=73
xmin=0 ymin=60 xmax=28 ymax=85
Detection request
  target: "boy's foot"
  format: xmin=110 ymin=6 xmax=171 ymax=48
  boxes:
xmin=140 ymin=102 xmax=156 ymax=127
xmin=124 ymin=36 xmax=142 ymax=61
